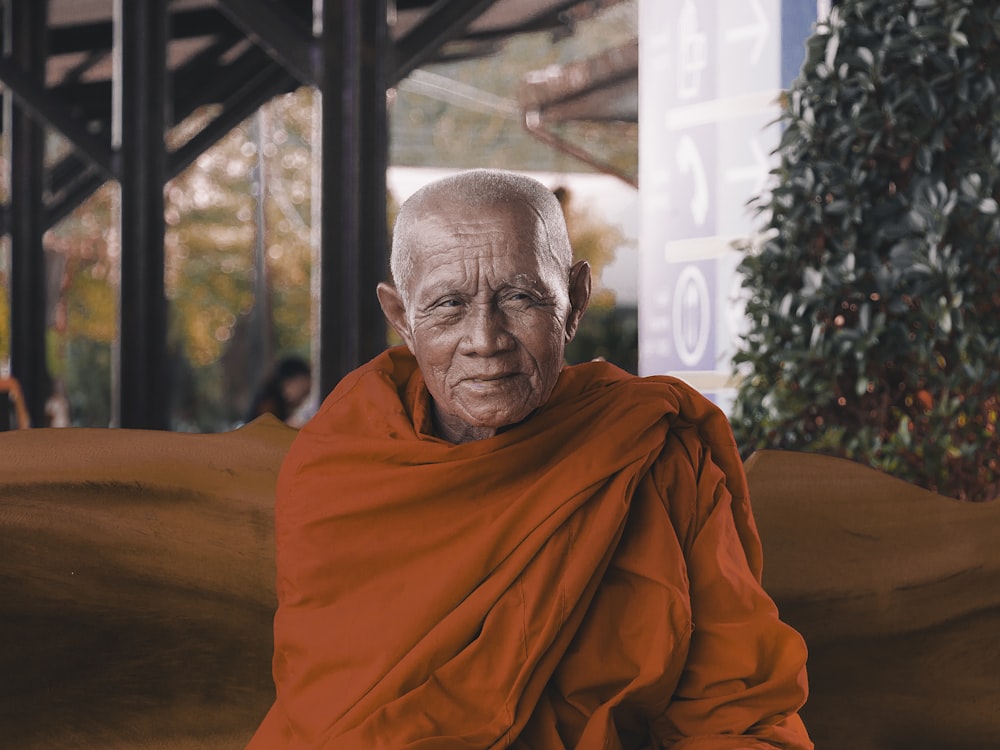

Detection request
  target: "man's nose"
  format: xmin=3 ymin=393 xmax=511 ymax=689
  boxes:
xmin=461 ymin=304 xmax=515 ymax=355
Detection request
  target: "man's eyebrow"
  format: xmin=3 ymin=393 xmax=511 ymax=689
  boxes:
xmin=417 ymin=284 xmax=464 ymax=301
xmin=505 ymin=273 xmax=550 ymax=291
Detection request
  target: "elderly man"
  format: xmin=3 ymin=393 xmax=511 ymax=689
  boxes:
xmin=247 ymin=170 xmax=811 ymax=749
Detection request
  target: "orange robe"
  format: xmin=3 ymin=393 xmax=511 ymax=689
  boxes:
xmin=247 ymin=347 xmax=811 ymax=749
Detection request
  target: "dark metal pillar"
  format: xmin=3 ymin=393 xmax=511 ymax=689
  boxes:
xmin=6 ymin=0 xmax=49 ymax=426
xmin=116 ymin=0 xmax=169 ymax=428
xmin=358 ymin=0 xmax=389 ymax=365
xmin=316 ymin=0 xmax=389 ymax=397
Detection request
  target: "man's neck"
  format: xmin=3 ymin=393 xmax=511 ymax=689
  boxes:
xmin=431 ymin=405 xmax=500 ymax=444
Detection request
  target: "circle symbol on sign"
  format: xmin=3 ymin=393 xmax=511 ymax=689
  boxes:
xmin=672 ymin=265 xmax=711 ymax=367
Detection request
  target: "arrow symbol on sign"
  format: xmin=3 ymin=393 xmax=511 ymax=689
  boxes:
xmin=725 ymin=0 xmax=769 ymax=64
xmin=676 ymin=135 xmax=709 ymax=226
xmin=724 ymin=137 xmax=769 ymax=192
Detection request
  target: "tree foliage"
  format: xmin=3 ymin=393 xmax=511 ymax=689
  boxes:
xmin=732 ymin=0 xmax=1000 ymax=501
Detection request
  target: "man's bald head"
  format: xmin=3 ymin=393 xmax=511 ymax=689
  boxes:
xmin=390 ymin=170 xmax=573 ymax=303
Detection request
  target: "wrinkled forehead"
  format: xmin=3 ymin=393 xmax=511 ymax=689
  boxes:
xmin=410 ymin=198 xmax=554 ymax=262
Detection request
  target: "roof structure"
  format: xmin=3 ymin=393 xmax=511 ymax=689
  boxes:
xmin=0 ymin=0 xmax=632 ymax=428
xmin=520 ymin=39 xmax=637 ymax=185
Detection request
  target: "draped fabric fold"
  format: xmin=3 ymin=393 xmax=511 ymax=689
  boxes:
xmin=247 ymin=348 xmax=811 ymax=750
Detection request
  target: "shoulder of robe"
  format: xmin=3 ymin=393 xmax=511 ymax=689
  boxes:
xmin=645 ymin=422 xmax=717 ymax=555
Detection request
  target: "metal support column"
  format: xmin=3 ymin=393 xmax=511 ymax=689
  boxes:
xmin=116 ymin=0 xmax=169 ymax=428
xmin=316 ymin=0 xmax=389 ymax=396
xmin=358 ymin=0 xmax=389 ymax=365
xmin=6 ymin=0 xmax=49 ymax=426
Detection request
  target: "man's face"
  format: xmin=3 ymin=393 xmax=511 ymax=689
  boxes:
xmin=382 ymin=199 xmax=589 ymax=442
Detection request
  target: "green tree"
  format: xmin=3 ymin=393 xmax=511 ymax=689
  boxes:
xmin=732 ymin=0 xmax=1000 ymax=501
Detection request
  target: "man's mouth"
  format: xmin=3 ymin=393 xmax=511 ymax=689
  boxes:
xmin=466 ymin=372 xmax=519 ymax=385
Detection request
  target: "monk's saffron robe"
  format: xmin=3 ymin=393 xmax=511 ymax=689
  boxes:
xmin=247 ymin=348 xmax=812 ymax=749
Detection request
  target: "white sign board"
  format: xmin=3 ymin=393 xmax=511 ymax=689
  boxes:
xmin=639 ymin=0 xmax=822 ymax=406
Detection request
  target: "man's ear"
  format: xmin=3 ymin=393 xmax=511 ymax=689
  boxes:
xmin=564 ymin=260 xmax=592 ymax=342
xmin=376 ymin=282 xmax=415 ymax=350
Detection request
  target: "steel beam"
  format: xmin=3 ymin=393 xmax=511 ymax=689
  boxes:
xmin=46 ymin=8 xmax=233 ymax=56
xmin=316 ymin=0 xmax=364 ymax=394
xmin=358 ymin=0 xmax=389 ymax=366
xmin=41 ymin=166 xmax=106 ymax=232
xmin=116 ymin=0 xmax=169 ymax=428
xmin=42 ymin=66 xmax=296 ymax=234
xmin=6 ymin=0 xmax=49 ymax=427
xmin=392 ymin=0 xmax=498 ymax=84
xmin=42 ymin=46 xmax=294 ymax=232
xmin=0 ymin=57 xmax=118 ymax=177
xmin=169 ymin=63 xmax=296 ymax=179
xmin=316 ymin=0 xmax=390 ymax=393
xmin=215 ymin=0 xmax=317 ymax=85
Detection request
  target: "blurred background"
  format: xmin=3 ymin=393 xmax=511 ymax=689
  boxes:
xmin=0 ymin=0 xmax=643 ymax=432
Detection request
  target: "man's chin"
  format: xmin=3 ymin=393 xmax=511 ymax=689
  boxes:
xmin=466 ymin=406 xmax=537 ymax=433
xmin=438 ymin=403 xmax=534 ymax=439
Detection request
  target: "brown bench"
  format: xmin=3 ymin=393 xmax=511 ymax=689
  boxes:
xmin=0 ymin=416 xmax=296 ymax=750
xmin=2 ymin=421 xmax=997 ymax=748
xmin=747 ymin=450 xmax=1000 ymax=750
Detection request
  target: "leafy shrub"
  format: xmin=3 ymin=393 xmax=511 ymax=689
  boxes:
xmin=732 ymin=0 xmax=1000 ymax=501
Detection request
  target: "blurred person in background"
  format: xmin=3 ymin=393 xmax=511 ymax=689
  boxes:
xmin=245 ymin=355 xmax=312 ymax=427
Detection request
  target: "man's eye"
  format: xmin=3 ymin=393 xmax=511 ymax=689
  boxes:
xmin=436 ymin=299 xmax=462 ymax=308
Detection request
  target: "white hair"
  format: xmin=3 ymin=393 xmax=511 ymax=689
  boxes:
xmin=389 ymin=169 xmax=573 ymax=303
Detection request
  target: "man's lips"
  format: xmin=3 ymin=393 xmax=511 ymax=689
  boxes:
xmin=462 ymin=372 xmax=521 ymax=385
